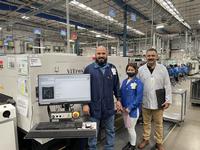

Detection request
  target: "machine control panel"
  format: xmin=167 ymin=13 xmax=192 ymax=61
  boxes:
xmin=51 ymin=111 xmax=80 ymax=120
xmin=51 ymin=112 xmax=72 ymax=119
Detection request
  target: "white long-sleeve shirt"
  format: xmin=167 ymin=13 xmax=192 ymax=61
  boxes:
xmin=138 ymin=62 xmax=172 ymax=109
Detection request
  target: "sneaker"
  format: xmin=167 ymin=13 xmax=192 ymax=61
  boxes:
xmin=128 ymin=145 xmax=136 ymax=150
xmin=122 ymin=142 xmax=131 ymax=150
xmin=137 ymin=139 xmax=149 ymax=149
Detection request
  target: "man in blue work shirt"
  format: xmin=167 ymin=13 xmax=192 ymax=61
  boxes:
xmin=83 ymin=46 xmax=122 ymax=150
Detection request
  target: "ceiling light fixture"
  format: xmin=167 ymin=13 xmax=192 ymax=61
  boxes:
xmin=96 ymin=34 xmax=101 ymax=38
xmin=90 ymin=30 xmax=115 ymax=39
xmin=198 ymin=20 xmax=200 ymax=24
xmin=0 ymin=27 xmax=2 ymax=30
xmin=69 ymin=0 xmax=145 ymax=35
xmin=155 ymin=0 xmax=191 ymax=29
xmin=156 ymin=24 xmax=164 ymax=29
xmin=21 ymin=15 xmax=30 ymax=20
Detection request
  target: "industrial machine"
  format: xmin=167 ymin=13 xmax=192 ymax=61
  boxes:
xmin=0 ymin=53 xmax=128 ymax=147
xmin=128 ymin=55 xmax=146 ymax=67
xmin=190 ymin=75 xmax=200 ymax=105
xmin=0 ymin=104 xmax=18 ymax=150
xmin=188 ymin=60 xmax=199 ymax=75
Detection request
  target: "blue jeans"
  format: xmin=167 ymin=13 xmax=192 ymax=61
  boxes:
xmin=88 ymin=115 xmax=115 ymax=150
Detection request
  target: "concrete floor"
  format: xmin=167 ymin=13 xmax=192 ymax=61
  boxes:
xmin=164 ymin=79 xmax=200 ymax=150
xmin=98 ymin=78 xmax=200 ymax=150
xmin=98 ymin=121 xmax=175 ymax=150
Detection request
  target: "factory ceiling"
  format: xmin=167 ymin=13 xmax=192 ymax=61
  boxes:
xmin=0 ymin=0 xmax=200 ymax=42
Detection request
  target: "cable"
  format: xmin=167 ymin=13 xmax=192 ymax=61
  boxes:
xmin=47 ymin=105 xmax=51 ymax=122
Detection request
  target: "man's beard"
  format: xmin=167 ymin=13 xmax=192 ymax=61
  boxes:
xmin=147 ymin=59 xmax=156 ymax=67
xmin=96 ymin=57 xmax=107 ymax=67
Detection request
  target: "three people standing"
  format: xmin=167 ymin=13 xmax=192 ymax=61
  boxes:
xmin=83 ymin=46 xmax=171 ymax=150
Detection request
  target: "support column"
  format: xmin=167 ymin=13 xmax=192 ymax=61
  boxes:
xmin=66 ymin=0 xmax=70 ymax=53
xmin=189 ymin=35 xmax=192 ymax=55
xmin=194 ymin=35 xmax=197 ymax=56
xmin=74 ymin=25 xmax=79 ymax=55
xmin=153 ymin=33 xmax=156 ymax=48
xmin=117 ymin=38 xmax=120 ymax=56
xmin=167 ymin=38 xmax=169 ymax=50
xmin=123 ymin=6 xmax=127 ymax=57
xmin=185 ymin=30 xmax=188 ymax=53
xmin=151 ymin=0 xmax=154 ymax=47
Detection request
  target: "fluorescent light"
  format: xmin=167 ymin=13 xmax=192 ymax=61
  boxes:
xmin=198 ymin=20 xmax=200 ymax=24
xmin=96 ymin=34 xmax=101 ymax=38
xmin=155 ymin=0 xmax=191 ymax=29
xmin=156 ymin=24 xmax=164 ymax=29
xmin=33 ymin=46 xmax=45 ymax=49
xmin=69 ymin=0 xmax=144 ymax=35
xmin=0 ymin=27 xmax=2 ymax=30
xmin=90 ymin=30 xmax=115 ymax=39
xmin=21 ymin=15 xmax=30 ymax=20
xmin=58 ymin=22 xmax=74 ymax=27
xmin=58 ymin=22 xmax=115 ymax=39
xmin=78 ymin=26 xmax=86 ymax=30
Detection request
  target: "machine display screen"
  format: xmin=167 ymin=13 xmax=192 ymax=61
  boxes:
xmin=38 ymin=74 xmax=91 ymax=105
xmin=8 ymin=41 xmax=14 ymax=47
xmin=33 ymin=28 xmax=41 ymax=35
xmin=60 ymin=29 xmax=66 ymax=36
xmin=0 ymin=40 xmax=3 ymax=47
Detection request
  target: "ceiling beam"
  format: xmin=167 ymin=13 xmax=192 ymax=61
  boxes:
xmin=112 ymin=0 xmax=172 ymax=34
xmin=112 ymin=0 xmax=151 ymax=23
xmin=0 ymin=1 xmax=137 ymax=38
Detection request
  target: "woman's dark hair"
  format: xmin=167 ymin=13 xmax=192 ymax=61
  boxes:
xmin=126 ymin=63 xmax=138 ymax=74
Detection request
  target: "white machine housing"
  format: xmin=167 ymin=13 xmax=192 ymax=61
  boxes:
xmin=0 ymin=53 xmax=128 ymax=143
xmin=0 ymin=104 xmax=18 ymax=150
xmin=188 ymin=60 xmax=199 ymax=75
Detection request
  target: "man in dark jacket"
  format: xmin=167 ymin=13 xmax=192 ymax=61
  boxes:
xmin=83 ymin=46 xmax=122 ymax=150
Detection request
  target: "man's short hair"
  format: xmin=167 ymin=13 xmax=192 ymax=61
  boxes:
xmin=146 ymin=48 xmax=157 ymax=53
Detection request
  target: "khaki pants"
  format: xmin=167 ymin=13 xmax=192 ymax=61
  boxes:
xmin=142 ymin=107 xmax=164 ymax=144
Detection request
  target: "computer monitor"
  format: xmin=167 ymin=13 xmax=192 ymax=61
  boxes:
xmin=33 ymin=28 xmax=41 ymax=35
xmin=38 ymin=74 xmax=91 ymax=105
xmin=0 ymin=40 xmax=3 ymax=47
xmin=60 ymin=29 xmax=66 ymax=36
xmin=8 ymin=41 xmax=14 ymax=47
xmin=4 ymin=39 xmax=8 ymax=46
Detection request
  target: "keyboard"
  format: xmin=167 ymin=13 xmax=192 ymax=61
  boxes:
xmin=35 ymin=121 xmax=83 ymax=130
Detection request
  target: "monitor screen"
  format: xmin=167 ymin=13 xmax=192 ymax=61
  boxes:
xmin=38 ymin=74 xmax=91 ymax=105
xmin=6 ymin=35 xmax=13 ymax=41
xmin=33 ymin=28 xmax=41 ymax=35
xmin=8 ymin=41 xmax=14 ymax=47
xmin=60 ymin=29 xmax=66 ymax=36
xmin=27 ymin=43 xmax=33 ymax=49
xmin=0 ymin=40 xmax=3 ymax=47
xmin=4 ymin=39 xmax=8 ymax=46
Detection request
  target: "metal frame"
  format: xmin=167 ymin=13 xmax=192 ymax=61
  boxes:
xmin=164 ymin=89 xmax=187 ymax=125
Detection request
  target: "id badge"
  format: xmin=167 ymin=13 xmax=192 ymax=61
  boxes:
xmin=111 ymin=68 xmax=116 ymax=75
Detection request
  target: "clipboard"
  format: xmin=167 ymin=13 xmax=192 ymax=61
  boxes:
xmin=155 ymin=88 xmax=166 ymax=108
